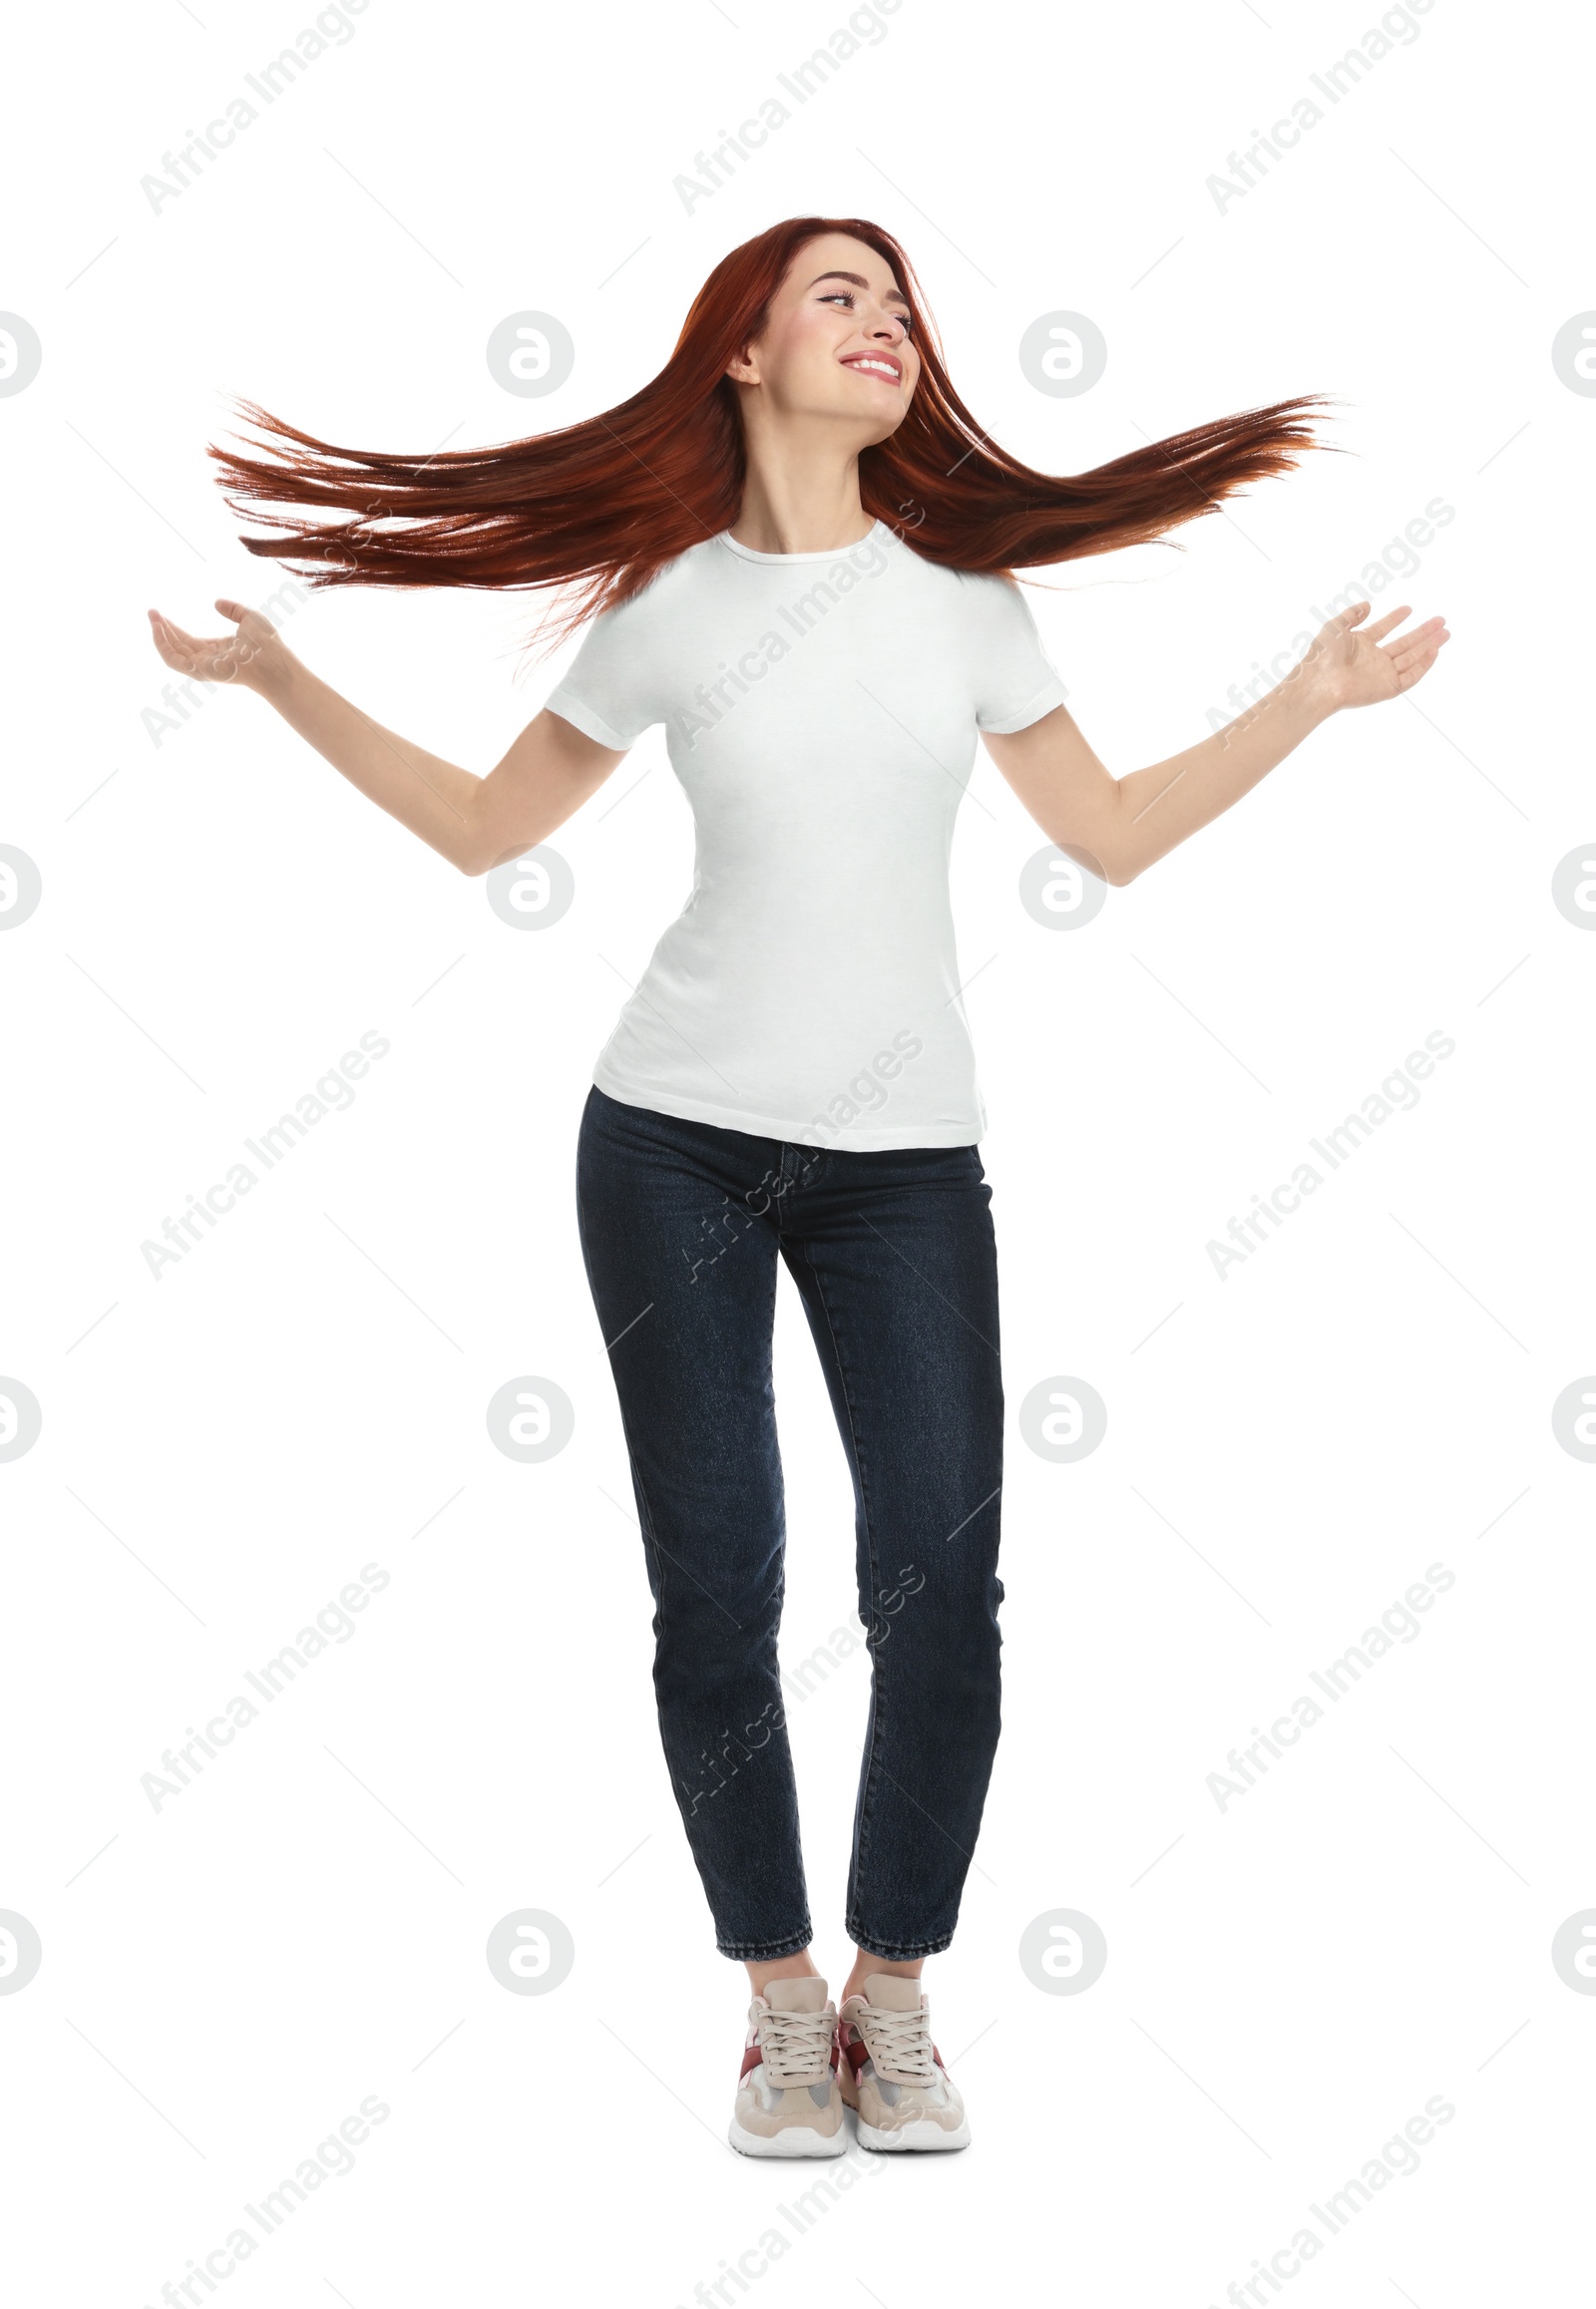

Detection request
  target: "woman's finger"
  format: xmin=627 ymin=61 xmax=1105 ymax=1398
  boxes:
xmin=1395 ymin=646 xmax=1442 ymax=690
xmin=150 ymin=623 xmax=190 ymax=664
xmin=1362 ymin=604 xmax=1413 ymax=644
xmin=165 ymin=615 xmax=240 ymax=660
xmin=1377 ymin=613 xmax=1450 ymax=660
xmin=1388 ymin=629 xmax=1448 ymax=682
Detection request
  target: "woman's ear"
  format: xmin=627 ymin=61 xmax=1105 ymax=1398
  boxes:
xmin=724 ymin=338 xmax=760 ymax=386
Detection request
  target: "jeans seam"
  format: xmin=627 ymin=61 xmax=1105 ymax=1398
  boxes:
xmin=718 ymin=1927 xmax=814 ymax=1961
xmin=848 ymin=1930 xmax=954 ymax=1962
xmin=605 ymin=1207 xmax=807 ymax=1955
xmin=799 ymin=1241 xmax=890 ymax=1936
xmin=617 ymin=1404 xmax=669 ymax=1653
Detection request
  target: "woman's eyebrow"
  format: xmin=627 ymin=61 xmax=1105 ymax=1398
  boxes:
xmin=807 ymin=269 xmax=910 ymax=306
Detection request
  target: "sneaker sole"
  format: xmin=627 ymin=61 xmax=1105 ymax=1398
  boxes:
xmin=856 ymin=2115 xmax=971 ymax=2152
xmin=728 ymin=2117 xmax=847 ymax=2158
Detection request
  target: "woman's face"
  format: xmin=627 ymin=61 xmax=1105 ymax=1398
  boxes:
xmin=726 ymin=232 xmax=921 ymax=443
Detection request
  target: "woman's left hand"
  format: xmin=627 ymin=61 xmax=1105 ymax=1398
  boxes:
xmin=1302 ymin=599 xmax=1450 ymax=713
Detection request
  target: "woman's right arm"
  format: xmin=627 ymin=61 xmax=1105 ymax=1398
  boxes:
xmin=147 ymin=597 xmax=627 ymax=877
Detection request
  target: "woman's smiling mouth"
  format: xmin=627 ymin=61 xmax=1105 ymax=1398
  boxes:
xmin=841 ymin=352 xmax=903 ymax=384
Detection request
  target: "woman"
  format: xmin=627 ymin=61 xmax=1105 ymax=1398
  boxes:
xmin=148 ymin=214 xmax=1447 ymax=2159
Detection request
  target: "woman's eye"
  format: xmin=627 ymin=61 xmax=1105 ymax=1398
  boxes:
xmin=822 ymin=291 xmax=913 ymax=337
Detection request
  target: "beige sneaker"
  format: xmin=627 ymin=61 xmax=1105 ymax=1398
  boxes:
xmin=837 ymin=1974 xmax=970 ymax=2150
xmin=728 ymin=1977 xmax=846 ymax=2157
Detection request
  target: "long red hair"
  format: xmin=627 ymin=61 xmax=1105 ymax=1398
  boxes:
xmin=209 ymin=214 xmax=1333 ymax=648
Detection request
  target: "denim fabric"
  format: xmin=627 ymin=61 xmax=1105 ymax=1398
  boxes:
xmin=575 ymin=1085 xmax=1004 ymax=1962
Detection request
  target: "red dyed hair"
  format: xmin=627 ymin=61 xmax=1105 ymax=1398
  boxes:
xmin=209 ymin=214 xmax=1333 ymax=649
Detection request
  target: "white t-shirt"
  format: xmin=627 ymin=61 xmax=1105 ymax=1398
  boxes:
xmin=546 ymin=517 xmax=1067 ymax=1149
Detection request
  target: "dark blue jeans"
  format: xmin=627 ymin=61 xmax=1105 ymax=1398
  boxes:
xmin=575 ymin=1085 xmax=1004 ymax=1962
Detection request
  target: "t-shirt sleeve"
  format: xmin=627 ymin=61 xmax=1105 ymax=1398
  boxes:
xmin=544 ymin=593 xmax=661 ymax=751
xmin=967 ymin=576 xmax=1069 ymax=734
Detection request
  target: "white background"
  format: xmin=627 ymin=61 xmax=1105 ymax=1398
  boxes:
xmin=3 ymin=0 xmax=1592 ymax=2300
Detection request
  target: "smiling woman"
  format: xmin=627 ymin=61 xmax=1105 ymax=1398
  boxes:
xmin=197 ymin=213 xmax=1330 ymax=647
xmin=148 ymin=209 xmax=1446 ymax=2164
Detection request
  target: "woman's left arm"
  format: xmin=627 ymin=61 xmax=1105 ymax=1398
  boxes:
xmin=981 ymin=599 xmax=1449 ymax=886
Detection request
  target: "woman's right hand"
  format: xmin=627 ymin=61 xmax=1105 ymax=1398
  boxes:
xmin=147 ymin=598 xmax=293 ymax=694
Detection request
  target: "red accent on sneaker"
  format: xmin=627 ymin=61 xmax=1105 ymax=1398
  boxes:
xmin=843 ymin=2034 xmax=870 ymax=2078
xmin=739 ymin=2041 xmax=764 ymax=2080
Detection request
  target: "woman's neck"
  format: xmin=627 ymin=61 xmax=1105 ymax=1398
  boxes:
xmin=729 ymin=445 xmax=875 ymax=557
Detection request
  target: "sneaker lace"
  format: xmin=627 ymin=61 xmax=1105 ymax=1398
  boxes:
xmin=757 ymin=2004 xmax=834 ymax=2087
xmin=862 ymin=2003 xmax=935 ymax=2087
